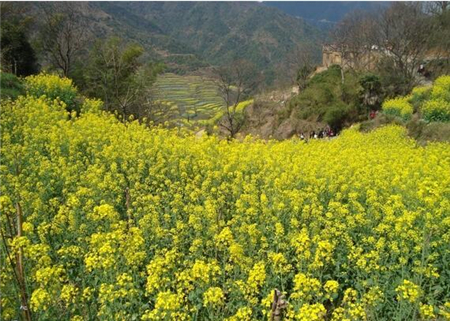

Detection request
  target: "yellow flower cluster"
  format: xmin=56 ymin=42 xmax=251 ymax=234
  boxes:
xmin=396 ymin=280 xmax=421 ymax=303
xmin=422 ymin=99 xmax=450 ymax=122
xmin=382 ymin=96 xmax=413 ymax=120
xmin=25 ymin=73 xmax=78 ymax=110
xmin=419 ymin=303 xmax=436 ymax=320
xmin=324 ymin=280 xmax=339 ymax=301
xmin=2 ymin=74 xmax=450 ymax=320
xmin=225 ymin=307 xmax=252 ymax=321
xmin=402 ymin=75 xmax=450 ymax=121
xmin=291 ymin=273 xmax=322 ymax=301
xmin=432 ymin=75 xmax=450 ymax=101
xmin=297 ymin=303 xmax=326 ymax=321
xmin=203 ymin=287 xmax=225 ymax=307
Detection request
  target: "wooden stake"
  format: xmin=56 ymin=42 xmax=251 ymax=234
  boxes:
xmin=270 ymin=288 xmax=287 ymax=321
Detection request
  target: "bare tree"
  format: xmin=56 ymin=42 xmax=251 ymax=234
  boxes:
xmin=424 ymin=1 xmax=449 ymax=15
xmin=140 ymin=97 xmax=175 ymax=125
xmin=426 ymin=1 xmax=450 ymax=76
xmin=38 ymin=2 xmax=90 ymax=77
xmin=372 ymin=2 xmax=434 ymax=90
xmin=285 ymin=43 xmax=315 ymax=89
xmin=331 ymin=10 xmax=377 ymax=83
xmin=214 ymin=60 xmax=261 ymax=139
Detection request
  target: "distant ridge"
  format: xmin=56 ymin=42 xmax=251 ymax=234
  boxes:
xmin=88 ymin=2 xmax=326 ymax=84
xmin=263 ymin=1 xmax=390 ymax=29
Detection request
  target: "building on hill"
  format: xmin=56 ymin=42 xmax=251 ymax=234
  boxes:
xmin=321 ymin=44 xmax=450 ymax=74
xmin=322 ymin=44 xmax=382 ymax=71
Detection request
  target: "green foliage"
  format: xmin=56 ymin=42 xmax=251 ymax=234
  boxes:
xmin=421 ymin=100 xmax=450 ymax=122
xmin=409 ymin=86 xmax=432 ymax=111
xmin=81 ymin=98 xmax=103 ymax=115
xmin=308 ymin=65 xmax=342 ymax=86
xmin=2 ymin=78 xmax=450 ymax=320
xmin=323 ymin=102 xmax=352 ymax=129
xmin=416 ymin=76 xmax=450 ymax=122
xmin=79 ymin=37 xmax=163 ymax=117
xmin=377 ymin=57 xmax=412 ymax=97
xmin=288 ymin=65 xmax=361 ymax=130
xmin=0 ymin=21 xmax=39 ymax=76
xmin=382 ymin=97 xmax=413 ymax=121
xmin=363 ymin=75 xmax=450 ymax=140
xmin=381 ymin=75 xmax=450 ymax=123
xmin=0 ymin=72 xmax=24 ymax=100
xmin=296 ymin=65 xmax=314 ymax=90
xmin=431 ymin=75 xmax=450 ymax=101
xmin=359 ymin=73 xmax=382 ymax=110
xmin=25 ymin=73 xmax=79 ymax=113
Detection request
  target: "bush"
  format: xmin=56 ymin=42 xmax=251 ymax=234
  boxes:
xmin=0 ymin=72 xmax=24 ymax=99
xmin=421 ymin=99 xmax=450 ymax=122
xmin=81 ymin=98 xmax=103 ymax=115
xmin=382 ymin=97 xmax=413 ymax=121
xmin=431 ymin=75 xmax=450 ymax=102
xmin=25 ymin=73 xmax=79 ymax=113
xmin=409 ymin=86 xmax=431 ymax=111
xmin=323 ymin=102 xmax=351 ymax=130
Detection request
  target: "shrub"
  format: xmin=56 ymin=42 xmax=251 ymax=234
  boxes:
xmin=430 ymin=75 xmax=450 ymax=102
xmin=421 ymin=99 xmax=450 ymax=122
xmin=382 ymin=97 xmax=413 ymax=120
xmin=25 ymin=73 xmax=79 ymax=113
xmin=0 ymin=72 xmax=24 ymax=99
xmin=324 ymin=102 xmax=351 ymax=130
xmin=81 ymin=98 xmax=103 ymax=115
xmin=409 ymin=86 xmax=431 ymax=111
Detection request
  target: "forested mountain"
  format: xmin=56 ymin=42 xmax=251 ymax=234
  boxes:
xmin=21 ymin=2 xmax=325 ymax=85
xmin=264 ymin=1 xmax=390 ymax=29
xmin=94 ymin=2 xmax=325 ymax=83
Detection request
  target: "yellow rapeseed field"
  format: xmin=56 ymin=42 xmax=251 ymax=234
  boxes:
xmin=1 ymin=75 xmax=450 ymax=320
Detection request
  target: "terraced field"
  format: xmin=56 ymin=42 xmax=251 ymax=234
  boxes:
xmin=152 ymin=73 xmax=225 ymax=125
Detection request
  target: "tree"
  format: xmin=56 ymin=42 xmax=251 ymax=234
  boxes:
xmin=37 ymin=2 xmax=90 ymax=77
xmin=372 ymin=2 xmax=434 ymax=93
xmin=0 ymin=3 xmax=38 ymax=76
xmin=424 ymin=1 xmax=449 ymax=15
xmin=331 ymin=10 xmax=377 ymax=84
xmin=214 ymin=60 xmax=261 ymax=139
xmin=330 ymin=3 xmax=438 ymax=94
xmin=427 ymin=2 xmax=450 ymax=77
xmin=82 ymin=37 xmax=164 ymax=118
xmin=359 ymin=73 xmax=382 ymax=114
xmin=296 ymin=65 xmax=314 ymax=92
xmin=285 ymin=43 xmax=316 ymax=90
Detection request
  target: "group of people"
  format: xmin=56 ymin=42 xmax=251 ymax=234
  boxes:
xmin=299 ymin=126 xmax=335 ymax=140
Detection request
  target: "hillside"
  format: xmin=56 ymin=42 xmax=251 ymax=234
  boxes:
xmin=109 ymin=2 xmax=323 ymax=68
xmin=151 ymin=73 xmax=224 ymax=125
xmin=23 ymin=2 xmax=325 ymax=85
xmin=2 ymin=74 xmax=450 ymax=320
xmin=264 ymin=1 xmax=390 ymax=29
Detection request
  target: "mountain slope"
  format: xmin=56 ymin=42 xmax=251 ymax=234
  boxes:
xmin=89 ymin=2 xmax=325 ymax=84
xmin=18 ymin=2 xmax=325 ymax=84
xmin=264 ymin=1 xmax=390 ymax=30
